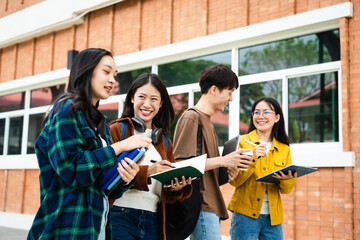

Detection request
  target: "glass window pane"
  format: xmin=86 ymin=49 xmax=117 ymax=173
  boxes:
xmin=30 ymin=84 xmax=66 ymax=108
xmin=239 ymin=80 xmax=282 ymax=135
xmin=99 ymin=103 xmax=119 ymax=124
xmin=211 ymin=106 xmax=229 ymax=146
xmin=194 ymin=92 xmax=201 ymax=105
xmin=170 ymin=93 xmax=189 ymax=141
xmin=159 ymin=51 xmax=231 ymax=87
xmin=288 ymin=72 xmax=339 ymax=143
xmin=0 ymin=119 xmax=4 ymax=155
xmin=115 ymin=67 xmax=152 ymax=95
xmin=0 ymin=92 xmax=25 ymax=112
xmin=8 ymin=116 xmax=23 ymax=155
xmin=27 ymin=114 xmax=43 ymax=154
xmin=239 ymin=29 xmax=340 ymax=76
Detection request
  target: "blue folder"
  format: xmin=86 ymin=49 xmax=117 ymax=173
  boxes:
xmin=106 ymin=148 xmax=146 ymax=190
xmin=102 ymin=147 xmax=146 ymax=191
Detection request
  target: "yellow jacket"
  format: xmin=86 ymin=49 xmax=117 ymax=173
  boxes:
xmin=227 ymin=130 xmax=296 ymax=226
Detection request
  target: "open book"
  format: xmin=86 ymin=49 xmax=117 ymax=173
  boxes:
xmin=255 ymin=164 xmax=318 ymax=183
xmin=150 ymin=154 xmax=207 ymax=186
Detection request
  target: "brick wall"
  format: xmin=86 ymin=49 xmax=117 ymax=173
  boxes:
xmin=0 ymin=0 xmax=44 ymax=18
xmin=349 ymin=1 xmax=360 ymax=239
xmin=0 ymin=0 xmax=358 ymax=239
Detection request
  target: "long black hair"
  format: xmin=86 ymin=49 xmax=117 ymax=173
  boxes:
xmin=44 ymin=48 xmax=113 ymax=136
xmin=247 ymin=97 xmax=291 ymax=145
xmin=121 ymin=73 xmax=174 ymax=136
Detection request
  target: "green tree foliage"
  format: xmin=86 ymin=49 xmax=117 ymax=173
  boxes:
xmin=238 ymin=30 xmax=339 ymax=142
xmin=159 ymin=59 xmax=231 ymax=87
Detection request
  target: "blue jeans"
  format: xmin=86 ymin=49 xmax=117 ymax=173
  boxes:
xmin=230 ymin=213 xmax=283 ymax=240
xmin=110 ymin=206 xmax=159 ymax=240
xmin=190 ymin=211 xmax=222 ymax=240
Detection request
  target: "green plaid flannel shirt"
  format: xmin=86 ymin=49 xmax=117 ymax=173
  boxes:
xmin=27 ymin=99 xmax=130 ymax=240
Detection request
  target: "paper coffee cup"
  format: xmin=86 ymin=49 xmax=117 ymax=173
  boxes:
xmin=239 ymin=149 xmax=253 ymax=171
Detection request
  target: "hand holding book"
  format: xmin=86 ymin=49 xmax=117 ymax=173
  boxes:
xmin=272 ymin=169 xmax=298 ymax=180
xmin=256 ymin=164 xmax=318 ymax=183
xmin=150 ymin=154 xmax=207 ymax=187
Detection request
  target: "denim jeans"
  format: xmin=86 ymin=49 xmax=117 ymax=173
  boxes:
xmin=190 ymin=211 xmax=222 ymax=240
xmin=230 ymin=212 xmax=283 ymax=240
xmin=110 ymin=206 xmax=159 ymax=240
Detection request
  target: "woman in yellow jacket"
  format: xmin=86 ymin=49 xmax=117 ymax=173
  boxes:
xmin=228 ymin=97 xmax=297 ymax=240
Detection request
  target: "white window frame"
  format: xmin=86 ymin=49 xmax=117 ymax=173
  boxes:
xmin=237 ymin=61 xmax=353 ymax=167
xmin=0 ymin=2 xmax=354 ymax=169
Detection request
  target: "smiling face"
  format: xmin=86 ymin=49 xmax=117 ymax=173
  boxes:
xmin=131 ymin=82 xmax=162 ymax=129
xmin=213 ymin=86 xmax=234 ymax=112
xmin=252 ymin=100 xmax=280 ymax=135
xmin=90 ymin=55 xmax=117 ymax=105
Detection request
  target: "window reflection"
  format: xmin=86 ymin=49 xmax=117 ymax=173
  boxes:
xmin=159 ymin=51 xmax=231 ymax=87
xmin=169 ymin=93 xmax=189 ymax=141
xmin=288 ymin=72 xmax=338 ymax=143
xmin=30 ymin=84 xmax=66 ymax=108
xmin=0 ymin=92 xmax=25 ymax=112
xmin=98 ymin=103 xmax=119 ymax=124
xmin=27 ymin=114 xmax=43 ymax=154
xmin=211 ymin=107 xmax=229 ymax=146
xmin=115 ymin=67 xmax=152 ymax=95
xmin=239 ymin=80 xmax=282 ymax=135
xmin=0 ymin=119 xmax=4 ymax=155
xmin=239 ymin=29 xmax=340 ymax=76
xmin=8 ymin=117 xmax=23 ymax=155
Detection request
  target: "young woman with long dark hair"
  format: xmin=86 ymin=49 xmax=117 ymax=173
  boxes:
xmin=27 ymin=48 xmax=151 ymax=240
xmin=109 ymin=73 xmax=192 ymax=240
xmin=228 ymin=97 xmax=297 ymax=240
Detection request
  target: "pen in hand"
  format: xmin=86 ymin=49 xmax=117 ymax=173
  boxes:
xmin=244 ymin=139 xmax=257 ymax=146
xmin=150 ymin=160 xmax=176 ymax=168
xmin=244 ymin=139 xmax=262 ymax=159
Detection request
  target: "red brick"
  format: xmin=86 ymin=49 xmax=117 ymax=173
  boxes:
xmin=74 ymin=16 xmax=89 ymax=51
xmin=16 ymin=39 xmax=34 ymax=79
xmin=113 ymin=0 xmax=141 ymax=55
xmin=0 ymin=170 xmax=7 ymax=211
xmin=88 ymin=6 xmax=114 ymax=50
xmin=34 ymin=34 xmax=54 ymax=75
xmin=23 ymin=170 xmax=40 ymax=214
xmin=53 ymin=28 xmax=75 ymax=70
xmin=5 ymin=170 xmax=25 ymax=213
xmin=0 ymin=45 xmax=16 ymax=82
xmin=172 ymin=0 xmax=207 ymax=43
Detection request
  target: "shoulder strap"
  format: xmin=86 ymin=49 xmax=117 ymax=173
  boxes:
xmin=163 ymin=135 xmax=169 ymax=154
xmin=120 ymin=121 xmax=127 ymax=140
xmin=187 ymin=108 xmax=202 ymax=156
xmin=187 ymin=108 xmax=202 ymax=126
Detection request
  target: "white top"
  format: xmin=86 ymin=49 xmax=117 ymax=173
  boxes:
xmin=260 ymin=140 xmax=272 ymax=215
xmin=98 ymin=136 xmax=109 ymax=240
xmin=113 ymin=129 xmax=163 ymax=212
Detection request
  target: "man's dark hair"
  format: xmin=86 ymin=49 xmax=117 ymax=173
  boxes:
xmin=199 ymin=64 xmax=239 ymax=94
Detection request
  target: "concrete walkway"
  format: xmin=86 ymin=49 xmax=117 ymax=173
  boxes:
xmin=0 ymin=226 xmax=28 ymax=240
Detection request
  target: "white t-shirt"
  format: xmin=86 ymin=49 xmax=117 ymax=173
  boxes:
xmin=113 ymin=129 xmax=163 ymax=212
xmin=99 ymin=136 xmax=109 ymax=240
xmin=260 ymin=140 xmax=272 ymax=215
